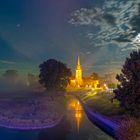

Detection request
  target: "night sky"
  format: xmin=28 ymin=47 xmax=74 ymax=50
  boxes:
xmin=0 ymin=0 xmax=140 ymax=76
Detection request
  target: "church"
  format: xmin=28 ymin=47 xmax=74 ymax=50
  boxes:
xmin=69 ymin=56 xmax=99 ymax=89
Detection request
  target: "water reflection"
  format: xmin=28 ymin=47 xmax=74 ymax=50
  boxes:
xmin=68 ymin=99 xmax=83 ymax=132
xmin=38 ymin=116 xmax=71 ymax=140
xmin=0 ymin=96 xmax=114 ymax=140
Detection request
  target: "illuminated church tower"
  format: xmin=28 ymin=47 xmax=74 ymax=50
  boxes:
xmin=75 ymin=56 xmax=83 ymax=87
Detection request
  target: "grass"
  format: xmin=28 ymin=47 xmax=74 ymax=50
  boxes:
xmin=80 ymin=91 xmax=124 ymax=117
xmin=78 ymin=90 xmax=140 ymax=139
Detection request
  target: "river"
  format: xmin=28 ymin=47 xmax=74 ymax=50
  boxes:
xmin=0 ymin=95 xmax=114 ymax=140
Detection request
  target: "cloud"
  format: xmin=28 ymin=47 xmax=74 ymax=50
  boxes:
xmin=69 ymin=0 xmax=140 ymax=51
xmin=0 ymin=60 xmax=16 ymax=65
xmin=103 ymin=13 xmax=116 ymax=25
xmin=69 ymin=8 xmax=104 ymax=26
xmin=132 ymin=33 xmax=140 ymax=50
xmin=78 ymin=44 xmax=124 ymax=75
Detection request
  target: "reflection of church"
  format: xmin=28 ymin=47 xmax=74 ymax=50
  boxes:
xmin=69 ymin=56 xmax=99 ymax=89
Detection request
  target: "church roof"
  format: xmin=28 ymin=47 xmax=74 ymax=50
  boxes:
xmin=76 ymin=56 xmax=82 ymax=70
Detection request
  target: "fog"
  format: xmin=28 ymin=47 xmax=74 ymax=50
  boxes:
xmin=0 ymin=70 xmax=39 ymax=94
xmin=0 ymin=77 xmax=27 ymax=94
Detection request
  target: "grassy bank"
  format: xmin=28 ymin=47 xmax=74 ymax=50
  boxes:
xmin=79 ymin=91 xmax=124 ymax=117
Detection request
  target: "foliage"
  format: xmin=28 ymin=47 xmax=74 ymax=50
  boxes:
xmin=108 ymin=83 xmax=116 ymax=89
xmin=115 ymin=117 xmax=140 ymax=140
xmin=39 ymin=59 xmax=72 ymax=91
xmin=114 ymin=50 xmax=140 ymax=117
xmin=90 ymin=72 xmax=100 ymax=80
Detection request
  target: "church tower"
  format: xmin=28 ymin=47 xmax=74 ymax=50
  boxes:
xmin=75 ymin=56 xmax=83 ymax=87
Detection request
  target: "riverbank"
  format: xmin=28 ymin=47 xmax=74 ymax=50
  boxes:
xmin=72 ymin=90 xmax=140 ymax=140
xmin=0 ymin=91 xmax=65 ymax=130
xmin=65 ymin=94 xmax=114 ymax=140
xmin=0 ymin=91 xmax=114 ymax=140
xmin=79 ymin=91 xmax=123 ymax=117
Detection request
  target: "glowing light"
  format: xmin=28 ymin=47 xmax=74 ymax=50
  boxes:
xmin=103 ymin=83 xmax=108 ymax=90
xmin=104 ymin=84 xmax=107 ymax=87
xmin=68 ymin=56 xmax=100 ymax=90
xmin=75 ymin=110 xmax=82 ymax=132
xmin=68 ymin=99 xmax=82 ymax=132
xmin=75 ymin=56 xmax=83 ymax=86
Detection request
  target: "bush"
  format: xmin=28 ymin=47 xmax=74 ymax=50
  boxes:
xmin=115 ymin=117 xmax=140 ymax=140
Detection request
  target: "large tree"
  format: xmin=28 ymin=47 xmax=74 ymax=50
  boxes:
xmin=114 ymin=50 xmax=140 ymax=117
xmin=39 ymin=59 xmax=72 ymax=91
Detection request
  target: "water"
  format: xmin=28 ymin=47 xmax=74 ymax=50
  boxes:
xmin=0 ymin=95 xmax=114 ymax=140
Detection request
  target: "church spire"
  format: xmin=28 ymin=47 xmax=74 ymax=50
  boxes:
xmin=77 ymin=56 xmax=81 ymax=70
xmin=75 ymin=55 xmax=83 ymax=86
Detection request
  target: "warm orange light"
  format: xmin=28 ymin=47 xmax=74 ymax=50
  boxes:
xmin=68 ymin=55 xmax=101 ymax=89
xmin=75 ymin=112 xmax=81 ymax=118
xmin=103 ymin=83 xmax=108 ymax=90
xmin=75 ymin=110 xmax=82 ymax=132
xmin=75 ymin=56 xmax=83 ymax=86
xmin=104 ymin=84 xmax=107 ymax=87
xmin=68 ymin=99 xmax=82 ymax=132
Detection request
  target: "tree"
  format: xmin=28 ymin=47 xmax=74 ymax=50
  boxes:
xmin=115 ymin=117 xmax=140 ymax=140
xmin=108 ymin=83 xmax=116 ymax=89
xmin=90 ymin=72 xmax=100 ymax=80
xmin=39 ymin=59 xmax=72 ymax=91
xmin=114 ymin=50 xmax=140 ymax=117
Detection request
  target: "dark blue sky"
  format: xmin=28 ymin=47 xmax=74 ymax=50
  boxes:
xmin=0 ymin=0 xmax=140 ymax=76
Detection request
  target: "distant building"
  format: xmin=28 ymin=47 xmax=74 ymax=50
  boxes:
xmin=69 ymin=56 xmax=99 ymax=89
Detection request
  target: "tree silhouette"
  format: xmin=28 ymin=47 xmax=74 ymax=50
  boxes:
xmin=90 ymin=72 xmax=100 ymax=80
xmin=114 ymin=50 xmax=140 ymax=117
xmin=39 ymin=59 xmax=72 ymax=91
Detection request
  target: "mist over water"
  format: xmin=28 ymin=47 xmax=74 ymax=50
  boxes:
xmin=0 ymin=70 xmax=31 ymax=94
